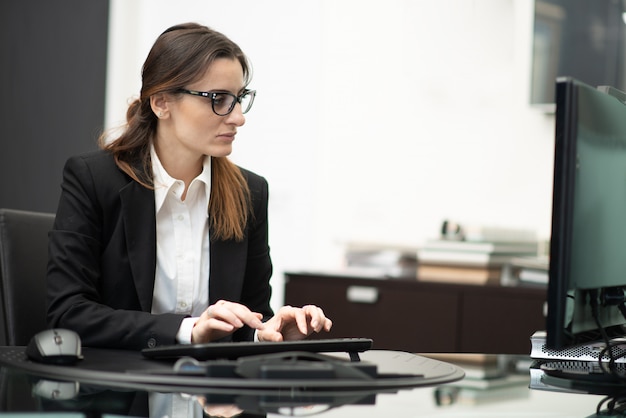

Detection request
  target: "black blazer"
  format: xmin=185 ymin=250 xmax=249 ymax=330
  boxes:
xmin=46 ymin=150 xmax=273 ymax=350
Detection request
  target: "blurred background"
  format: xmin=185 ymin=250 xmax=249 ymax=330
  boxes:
xmin=2 ymin=0 xmax=625 ymax=310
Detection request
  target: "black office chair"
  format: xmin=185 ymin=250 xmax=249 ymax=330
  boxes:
xmin=0 ymin=208 xmax=55 ymax=346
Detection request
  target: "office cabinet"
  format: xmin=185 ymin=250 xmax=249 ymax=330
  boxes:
xmin=284 ymin=272 xmax=546 ymax=354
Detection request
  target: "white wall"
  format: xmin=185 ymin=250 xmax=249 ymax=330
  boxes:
xmin=105 ymin=0 xmax=556 ymax=311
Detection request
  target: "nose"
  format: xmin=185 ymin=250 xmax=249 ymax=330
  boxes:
xmin=225 ymin=102 xmax=246 ymax=126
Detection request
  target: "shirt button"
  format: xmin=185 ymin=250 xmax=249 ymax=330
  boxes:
xmin=177 ymin=214 xmax=184 ymax=221
xmin=179 ymin=302 xmax=188 ymax=309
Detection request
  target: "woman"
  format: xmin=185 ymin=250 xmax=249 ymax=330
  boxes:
xmin=46 ymin=22 xmax=331 ymax=350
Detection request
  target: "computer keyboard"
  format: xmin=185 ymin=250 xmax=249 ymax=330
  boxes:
xmin=141 ymin=337 xmax=374 ymax=361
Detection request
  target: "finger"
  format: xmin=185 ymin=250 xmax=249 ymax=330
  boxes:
xmin=191 ymin=317 xmax=235 ymax=343
xmin=238 ymin=309 xmax=264 ymax=330
xmin=293 ymin=307 xmax=310 ymax=335
xmin=257 ymin=316 xmax=284 ymax=342
xmin=309 ymin=305 xmax=332 ymax=332
xmin=205 ymin=304 xmax=243 ymax=328
xmin=303 ymin=305 xmax=326 ymax=332
xmin=207 ymin=301 xmax=264 ymax=330
xmin=324 ymin=317 xmax=333 ymax=331
xmin=196 ymin=316 xmax=236 ymax=333
xmin=258 ymin=329 xmax=283 ymax=342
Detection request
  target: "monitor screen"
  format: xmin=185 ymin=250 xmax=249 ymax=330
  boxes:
xmin=546 ymin=77 xmax=626 ymax=350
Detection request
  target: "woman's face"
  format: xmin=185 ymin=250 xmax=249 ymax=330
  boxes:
xmin=155 ymin=58 xmax=247 ymax=161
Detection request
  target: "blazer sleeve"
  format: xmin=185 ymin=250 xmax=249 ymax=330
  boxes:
xmin=46 ymin=152 xmax=185 ymax=350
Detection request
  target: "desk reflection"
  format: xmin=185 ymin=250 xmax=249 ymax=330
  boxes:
xmin=21 ymin=375 xmax=261 ymax=417
xmin=150 ymin=393 xmax=245 ymax=418
xmin=3 ymin=370 xmax=383 ymax=417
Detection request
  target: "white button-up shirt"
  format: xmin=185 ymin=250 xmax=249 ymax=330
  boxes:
xmin=150 ymin=145 xmax=210 ymax=343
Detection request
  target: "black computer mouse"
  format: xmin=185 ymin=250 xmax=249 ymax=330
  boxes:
xmin=26 ymin=329 xmax=83 ymax=365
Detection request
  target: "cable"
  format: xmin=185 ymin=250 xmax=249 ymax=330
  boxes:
xmin=588 ymin=289 xmax=621 ymax=378
xmin=597 ymin=393 xmax=626 ymax=417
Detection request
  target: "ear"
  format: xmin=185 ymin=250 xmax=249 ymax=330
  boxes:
xmin=150 ymin=93 xmax=169 ymax=119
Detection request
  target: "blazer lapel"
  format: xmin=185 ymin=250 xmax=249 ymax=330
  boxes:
xmin=120 ymin=181 xmax=157 ymax=312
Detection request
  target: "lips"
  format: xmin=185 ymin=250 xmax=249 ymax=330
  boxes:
xmin=217 ymin=132 xmax=236 ymax=141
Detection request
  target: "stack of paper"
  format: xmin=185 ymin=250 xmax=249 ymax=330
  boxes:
xmin=510 ymin=255 xmax=549 ymax=285
xmin=417 ymin=240 xmax=539 ymax=285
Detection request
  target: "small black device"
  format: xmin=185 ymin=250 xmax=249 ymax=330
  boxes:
xmin=26 ymin=329 xmax=83 ymax=365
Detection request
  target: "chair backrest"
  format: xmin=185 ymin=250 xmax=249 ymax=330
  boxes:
xmin=0 ymin=208 xmax=55 ymax=346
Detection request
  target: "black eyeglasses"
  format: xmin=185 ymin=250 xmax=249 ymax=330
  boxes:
xmin=178 ymin=89 xmax=256 ymax=116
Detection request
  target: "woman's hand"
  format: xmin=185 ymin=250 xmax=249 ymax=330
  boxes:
xmin=257 ymin=305 xmax=332 ymax=342
xmin=191 ymin=300 xmax=265 ymax=343
xmin=197 ymin=397 xmax=243 ymax=418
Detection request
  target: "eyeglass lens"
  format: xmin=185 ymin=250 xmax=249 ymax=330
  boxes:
xmin=212 ymin=92 xmax=254 ymax=115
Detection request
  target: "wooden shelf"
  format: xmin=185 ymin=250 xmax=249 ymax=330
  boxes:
xmin=284 ymin=272 xmax=546 ymax=354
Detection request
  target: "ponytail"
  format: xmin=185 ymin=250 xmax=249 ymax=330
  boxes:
xmin=210 ymin=157 xmax=251 ymax=241
xmin=98 ymin=98 xmax=154 ymax=188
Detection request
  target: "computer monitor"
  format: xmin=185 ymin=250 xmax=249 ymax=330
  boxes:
xmin=546 ymin=77 xmax=626 ymax=350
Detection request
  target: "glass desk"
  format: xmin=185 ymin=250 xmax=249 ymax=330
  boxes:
xmin=0 ymin=347 xmax=616 ymax=417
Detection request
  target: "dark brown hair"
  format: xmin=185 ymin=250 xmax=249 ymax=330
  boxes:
xmin=99 ymin=23 xmax=252 ymax=241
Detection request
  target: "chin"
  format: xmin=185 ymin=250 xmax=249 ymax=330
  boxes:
xmin=208 ymin=146 xmax=233 ymax=158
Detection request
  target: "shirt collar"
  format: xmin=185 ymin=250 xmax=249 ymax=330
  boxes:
xmin=150 ymin=144 xmax=212 ymax=214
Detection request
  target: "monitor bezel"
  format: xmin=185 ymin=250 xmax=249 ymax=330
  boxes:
xmin=545 ymin=77 xmax=577 ymax=350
